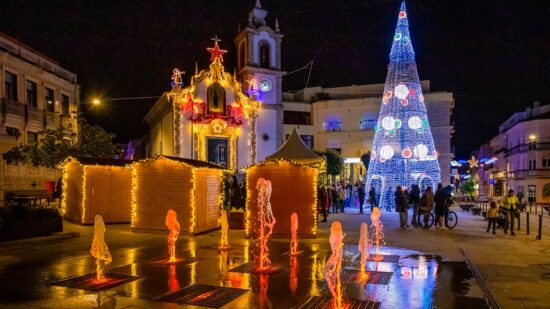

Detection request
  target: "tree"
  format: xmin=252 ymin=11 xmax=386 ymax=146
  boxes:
xmin=2 ymin=118 xmax=118 ymax=168
xmin=318 ymin=150 xmax=343 ymax=176
xmin=461 ymin=180 xmax=476 ymax=196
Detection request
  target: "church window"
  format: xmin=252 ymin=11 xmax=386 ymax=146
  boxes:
xmin=259 ymin=42 xmax=270 ymax=68
xmin=239 ymin=42 xmax=246 ymax=69
xmin=207 ymin=83 xmax=226 ymax=115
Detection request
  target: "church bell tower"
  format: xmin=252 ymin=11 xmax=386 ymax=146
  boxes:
xmin=234 ymin=0 xmax=284 ymax=161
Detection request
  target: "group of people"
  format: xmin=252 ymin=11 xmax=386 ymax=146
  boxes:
xmin=392 ymin=183 xmax=452 ymax=229
xmin=486 ymin=189 xmax=519 ymax=236
xmin=317 ymin=180 xmax=368 ymax=222
xmin=223 ymin=175 xmax=246 ymax=211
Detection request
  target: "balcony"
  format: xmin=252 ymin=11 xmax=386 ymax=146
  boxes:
xmin=27 ymin=106 xmax=43 ymax=125
xmin=360 ymin=119 xmax=377 ymax=130
xmin=510 ymin=169 xmax=550 ymax=178
xmin=506 ymin=141 xmax=550 ymax=157
xmin=324 ymin=121 xmax=342 ymax=132
xmin=45 ymin=112 xmax=60 ymax=129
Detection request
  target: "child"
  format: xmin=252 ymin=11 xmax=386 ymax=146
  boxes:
xmin=487 ymin=201 xmax=498 ymax=234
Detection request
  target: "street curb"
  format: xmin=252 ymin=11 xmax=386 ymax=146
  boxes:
xmin=460 ymin=248 xmax=501 ymax=309
xmin=1 ymin=232 xmax=80 ymax=246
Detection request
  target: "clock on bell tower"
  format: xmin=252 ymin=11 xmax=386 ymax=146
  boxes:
xmin=234 ymin=0 xmax=285 ymax=161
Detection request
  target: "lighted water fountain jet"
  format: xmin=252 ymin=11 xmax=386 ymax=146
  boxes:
xmin=290 ymin=212 xmax=299 ymax=256
xmin=168 ymin=264 xmax=180 ymax=292
xmin=219 ymin=209 xmax=230 ymax=250
xmin=290 ymin=256 xmax=298 ymax=294
xmin=369 ymin=208 xmax=385 ymax=262
xmin=90 ymin=215 xmax=112 ymax=282
xmin=322 ymin=221 xmax=345 ymax=309
xmin=256 ymin=178 xmax=276 ymax=271
xmin=358 ymin=222 xmax=370 ymax=279
xmin=165 ymin=209 xmax=180 ymax=263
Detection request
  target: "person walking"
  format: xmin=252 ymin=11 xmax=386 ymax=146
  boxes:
xmin=229 ymin=175 xmax=243 ymax=211
xmin=409 ymin=184 xmax=420 ymax=226
xmin=395 ymin=186 xmax=407 ymax=228
xmin=486 ymin=201 xmax=498 ymax=234
xmin=338 ymin=183 xmax=346 ymax=213
xmin=358 ymin=181 xmax=366 ymax=214
xmin=434 ymin=183 xmax=447 ymax=229
xmin=317 ymin=186 xmax=328 ymax=222
xmin=368 ymin=186 xmax=378 ymax=212
xmin=331 ymin=184 xmax=339 ymax=214
xmin=419 ymin=186 xmax=434 ymax=227
xmin=501 ymin=189 xmax=519 ymax=236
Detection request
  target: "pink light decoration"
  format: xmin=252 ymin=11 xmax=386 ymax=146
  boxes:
xmin=256 ymin=178 xmax=276 ymax=271
xmin=323 ymin=221 xmax=345 ymax=309
xmin=290 ymin=212 xmax=299 ymax=256
xmin=165 ymin=209 xmax=180 ymax=263
xmin=358 ymin=223 xmax=370 ymax=279
xmin=219 ymin=209 xmax=230 ymax=250
xmin=90 ymin=215 xmax=112 ymax=282
xmin=369 ymin=208 xmax=385 ymax=262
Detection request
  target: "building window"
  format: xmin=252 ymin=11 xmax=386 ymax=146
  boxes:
xmin=259 ymin=42 xmax=270 ymax=68
xmin=283 ymin=111 xmax=312 ymax=125
xmin=5 ymin=71 xmax=18 ymax=101
xmin=325 ymin=121 xmax=343 ymax=132
xmin=27 ymin=131 xmax=38 ymax=145
xmin=6 ymin=127 xmax=20 ymax=139
xmin=26 ymin=80 xmax=38 ymax=107
xmin=61 ymin=94 xmax=70 ymax=116
xmin=45 ymin=87 xmax=55 ymax=112
xmin=207 ymin=83 xmax=226 ymax=115
xmin=528 ymin=140 xmax=537 ymax=150
xmin=239 ymin=43 xmax=246 ymax=69
xmin=529 ymin=159 xmax=536 ymax=170
xmin=286 ymin=134 xmax=314 ymax=149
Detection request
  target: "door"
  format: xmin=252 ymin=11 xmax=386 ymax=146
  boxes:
xmin=89 ymin=169 xmax=111 ymax=222
xmin=207 ymin=138 xmax=228 ymax=166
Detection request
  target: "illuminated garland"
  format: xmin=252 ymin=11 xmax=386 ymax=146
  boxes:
xmin=130 ymin=156 xmax=229 ymax=232
xmin=366 ymin=1 xmax=441 ymax=208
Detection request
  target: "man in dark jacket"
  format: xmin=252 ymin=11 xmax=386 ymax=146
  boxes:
xmin=368 ymin=186 xmax=377 ymax=212
xmin=358 ymin=181 xmax=366 ymax=214
xmin=434 ymin=183 xmax=447 ymax=229
xmin=409 ymin=185 xmax=420 ymax=226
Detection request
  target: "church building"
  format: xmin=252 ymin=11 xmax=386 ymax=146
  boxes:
xmin=145 ymin=1 xmax=283 ymax=170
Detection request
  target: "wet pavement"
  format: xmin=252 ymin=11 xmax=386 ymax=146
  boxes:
xmin=0 ymin=214 xmax=492 ymax=309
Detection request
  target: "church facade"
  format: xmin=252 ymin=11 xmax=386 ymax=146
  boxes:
xmin=145 ymin=1 xmax=283 ymax=170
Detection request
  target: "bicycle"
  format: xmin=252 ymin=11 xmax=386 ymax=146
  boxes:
xmin=418 ymin=207 xmax=434 ymax=228
xmin=444 ymin=203 xmax=458 ymax=229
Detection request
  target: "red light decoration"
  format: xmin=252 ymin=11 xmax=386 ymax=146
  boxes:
xmin=399 ymin=11 xmax=407 ymax=19
xmin=206 ymin=41 xmax=228 ymax=62
xmin=401 ymin=98 xmax=409 ymax=106
xmin=402 ymin=148 xmax=412 ymax=158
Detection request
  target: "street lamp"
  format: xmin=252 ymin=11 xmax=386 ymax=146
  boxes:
xmin=529 ymin=134 xmax=537 ymax=141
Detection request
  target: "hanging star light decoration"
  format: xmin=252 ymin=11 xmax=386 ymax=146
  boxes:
xmin=467 ymin=156 xmax=479 ymax=168
xmin=206 ymin=36 xmax=228 ymax=62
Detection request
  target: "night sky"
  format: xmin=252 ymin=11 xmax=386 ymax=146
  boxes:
xmin=1 ymin=0 xmax=549 ymax=158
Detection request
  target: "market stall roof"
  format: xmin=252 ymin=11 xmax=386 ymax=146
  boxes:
xmin=266 ymin=128 xmax=320 ymax=161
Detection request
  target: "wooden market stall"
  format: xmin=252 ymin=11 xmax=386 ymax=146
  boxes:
xmin=62 ymin=157 xmax=133 ymax=225
xmin=244 ymin=129 xmax=325 ymax=237
xmin=131 ymin=156 xmax=226 ymax=234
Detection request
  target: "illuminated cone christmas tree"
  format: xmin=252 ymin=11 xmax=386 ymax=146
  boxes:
xmin=366 ymin=1 xmax=441 ymax=209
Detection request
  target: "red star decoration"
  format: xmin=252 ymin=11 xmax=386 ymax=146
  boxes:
xmin=207 ymin=41 xmax=228 ymax=62
xmin=182 ymin=94 xmax=194 ymax=115
xmin=231 ymin=102 xmax=245 ymax=119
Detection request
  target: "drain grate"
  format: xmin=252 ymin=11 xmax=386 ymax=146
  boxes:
xmin=340 ymin=269 xmax=393 ymax=285
xmin=158 ymin=284 xmax=248 ymax=308
xmin=354 ymin=254 xmax=401 ymax=264
xmin=229 ymin=261 xmax=286 ymax=275
xmin=300 ymin=296 xmax=381 ymax=309
xmin=50 ymin=273 xmax=141 ymax=291
xmin=147 ymin=256 xmax=202 ymax=265
xmin=199 ymin=243 xmax=245 ymax=251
